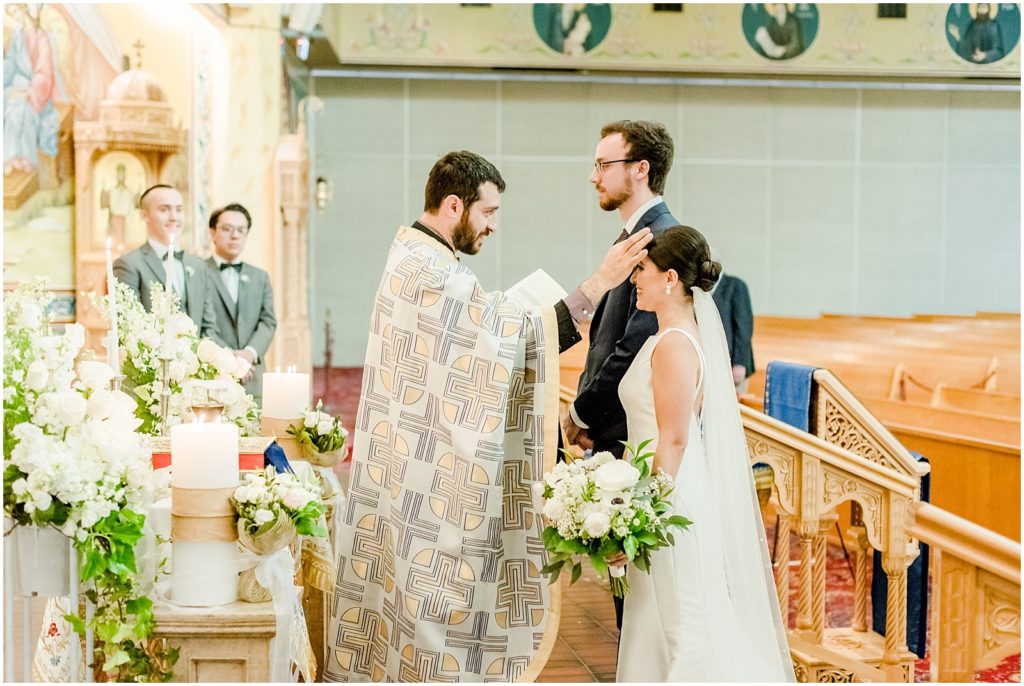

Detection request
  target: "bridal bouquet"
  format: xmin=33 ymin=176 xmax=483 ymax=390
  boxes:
xmin=537 ymin=441 xmax=691 ymax=597
xmin=286 ymin=400 xmax=349 ymax=465
xmin=105 ymin=283 xmax=258 ymax=435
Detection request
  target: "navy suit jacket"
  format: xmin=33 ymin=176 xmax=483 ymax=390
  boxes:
xmin=712 ymin=273 xmax=755 ymax=377
xmin=574 ymin=201 xmax=679 ymax=456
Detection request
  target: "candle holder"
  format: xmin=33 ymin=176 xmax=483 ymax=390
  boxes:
xmin=157 ymin=354 xmax=173 ymax=436
xmin=187 ymin=380 xmax=230 ymax=424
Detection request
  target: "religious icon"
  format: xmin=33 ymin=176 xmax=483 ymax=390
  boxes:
xmin=742 ymin=3 xmax=819 ymax=61
xmin=532 ymin=4 xmax=612 ymax=57
xmin=99 ymin=163 xmax=140 ymax=250
xmin=945 ymin=3 xmax=1021 ymax=65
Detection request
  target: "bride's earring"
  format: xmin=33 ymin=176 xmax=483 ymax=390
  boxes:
xmin=665 ymin=285 xmax=672 ymax=295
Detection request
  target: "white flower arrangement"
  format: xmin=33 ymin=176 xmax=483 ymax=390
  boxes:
xmin=287 ymin=399 xmax=349 ymax=456
xmin=3 ymin=280 xmax=164 ymax=542
xmin=232 ymin=466 xmax=328 ymax=539
xmin=538 ymin=441 xmax=691 ymax=596
xmin=102 ymin=282 xmax=258 ymax=435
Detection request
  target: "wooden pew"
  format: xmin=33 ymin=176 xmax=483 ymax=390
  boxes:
xmin=932 ymin=384 xmax=1021 ymax=419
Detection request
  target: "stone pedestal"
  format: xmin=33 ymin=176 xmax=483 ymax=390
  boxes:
xmin=152 ymin=599 xmax=276 ymax=682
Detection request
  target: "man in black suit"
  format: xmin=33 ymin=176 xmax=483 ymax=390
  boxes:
xmin=561 ymin=120 xmax=678 ymax=632
xmin=711 ymin=269 xmax=755 ymax=393
xmin=563 ymin=120 xmax=680 ymax=458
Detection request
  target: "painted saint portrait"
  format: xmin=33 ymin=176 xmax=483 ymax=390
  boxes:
xmin=533 ymin=4 xmax=612 ymax=57
xmin=742 ymin=3 xmax=819 ymax=61
xmin=945 ymin=3 xmax=1021 ymax=65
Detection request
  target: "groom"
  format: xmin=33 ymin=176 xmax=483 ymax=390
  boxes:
xmin=562 ymin=120 xmax=679 ymax=629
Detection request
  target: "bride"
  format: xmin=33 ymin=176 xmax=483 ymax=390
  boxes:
xmin=612 ymin=225 xmax=795 ymax=682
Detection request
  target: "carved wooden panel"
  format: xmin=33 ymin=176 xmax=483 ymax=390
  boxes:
xmin=819 ymin=393 xmax=898 ymax=471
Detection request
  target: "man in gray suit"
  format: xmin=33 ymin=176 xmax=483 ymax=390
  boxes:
xmin=205 ymin=203 xmax=277 ymax=405
xmin=113 ymin=184 xmax=222 ymax=343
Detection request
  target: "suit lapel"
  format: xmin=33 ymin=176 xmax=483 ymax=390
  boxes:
xmin=182 ymin=256 xmax=201 ymax=321
xmin=236 ymin=264 xmax=257 ymax=337
xmin=206 ymin=257 xmax=239 ymax=325
xmin=141 ymin=243 xmax=168 ymax=289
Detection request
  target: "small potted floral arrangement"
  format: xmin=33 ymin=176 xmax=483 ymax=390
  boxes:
xmin=231 ymin=467 xmax=328 ymax=602
xmin=286 ymin=400 xmax=349 ymax=467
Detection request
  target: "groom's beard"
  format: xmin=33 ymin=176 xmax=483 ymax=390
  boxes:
xmin=452 ymin=211 xmax=484 ymax=255
xmin=599 ymin=184 xmax=633 ymax=212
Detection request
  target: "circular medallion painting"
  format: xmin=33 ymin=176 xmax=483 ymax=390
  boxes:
xmin=533 ymin=4 xmax=612 ymax=57
xmin=742 ymin=3 xmax=819 ymax=61
xmin=945 ymin=3 xmax=1020 ymax=65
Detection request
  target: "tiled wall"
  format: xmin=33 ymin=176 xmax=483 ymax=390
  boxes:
xmin=310 ymin=77 xmax=1020 ymax=365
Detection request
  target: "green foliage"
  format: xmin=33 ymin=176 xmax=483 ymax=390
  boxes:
xmin=63 ymin=508 xmax=179 ymax=682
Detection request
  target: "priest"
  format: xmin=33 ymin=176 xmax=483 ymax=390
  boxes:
xmin=325 ymin=151 xmax=649 ymax=682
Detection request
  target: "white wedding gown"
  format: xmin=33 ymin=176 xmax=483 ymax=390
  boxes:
xmin=615 ymin=327 xmax=782 ymax=682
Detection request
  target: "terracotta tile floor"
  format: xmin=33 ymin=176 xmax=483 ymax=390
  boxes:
xmin=538 ymin=569 xmax=620 ymax=683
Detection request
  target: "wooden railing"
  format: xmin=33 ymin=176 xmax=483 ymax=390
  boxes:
xmin=908 ymin=503 xmax=1021 ymax=681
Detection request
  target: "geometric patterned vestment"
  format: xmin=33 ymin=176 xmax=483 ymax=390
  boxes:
xmin=325 ymin=227 xmax=560 ymax=682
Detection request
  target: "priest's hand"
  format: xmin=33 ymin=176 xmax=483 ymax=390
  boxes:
xmin=579 ymin=227 xmax=651 ymax=304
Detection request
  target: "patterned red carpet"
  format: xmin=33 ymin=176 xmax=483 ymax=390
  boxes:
xmin=313 ymin=367 xmax=1020 ymax=683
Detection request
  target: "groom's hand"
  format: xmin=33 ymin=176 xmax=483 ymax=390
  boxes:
xmin=580 ymin=228 xmax=652 ymax=304
xmin=562 ymin=413 xmax=593 ymax=450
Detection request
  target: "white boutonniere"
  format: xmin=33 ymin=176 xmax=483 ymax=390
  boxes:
xmin=185 ymin=265 xmax=195 ymax=278
xmin=240 ymin=273 xmax=250 ymax=284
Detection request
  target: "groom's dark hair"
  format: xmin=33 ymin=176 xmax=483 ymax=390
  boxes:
xmin=424 ymin=151 xmax=506 ymax=213
xmin=600 ymin=120 xmax=674 ymax=195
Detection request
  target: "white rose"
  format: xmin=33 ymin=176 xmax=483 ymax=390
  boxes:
xmin=17 ymin=303 xmax=42 ymax=329
xmin=233 ymin=486 xmax=251 ymax=504
xmin=63 ymin=323 xmax=86 ymax=352
xmin=282 ymin=488 xmax=311 ymax=510
xmin=77 ymin=361 xmax=116 ymax=391
xmin=542 ymin=499 xmax=564 ymax=521
xmin=25 ymin=360 xmax=49 ymax=391
xmin=583 ymin=511 xmax=611 ymax=538
xmin=593 ymin=460 xmax=641 ymax=492
xmin=167 ymin=313 xmax=196 ymax=337
xmin=47 ymin=390 xmax=87 ymax=427
xmin=196 ymin=339 xmax=220 ymax=364
xmin=253 ymin=508 xmax=274 ymax=525
xmin=316 ymin=416 xmax=335 ymax=435
xmin=213 ymin=348 xmax=237 ymax=376
xmin=140 ymin=329 xmax=160 ymax=349
xmin=168 ymin=361 xmax=186 ymax=382
xmin=303 ymin=411 xmax=318 ymax=429
xmin=588 ymin=451 xmax=615 ymax=467
xmin=87 ymin=389 xmax=116 ymax=421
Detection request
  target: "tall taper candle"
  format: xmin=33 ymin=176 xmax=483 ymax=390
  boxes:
xmin=105 ymin=238 xmax=119 ymax=372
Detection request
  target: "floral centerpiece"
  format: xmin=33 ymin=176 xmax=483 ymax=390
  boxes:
xmin=231 ymin=467 xmax=328 ymax=602
xmin=285 ymin=400 xmax=349 ymax=466
xmin=3 ymin=280 xmax=177 ymax=680
xmin=108 ymin=282 xmax=258 ymax=435
xmin=537 ymin=441 xmax=691 ymax=597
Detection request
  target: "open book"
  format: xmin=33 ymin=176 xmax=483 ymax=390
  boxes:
xmin=505 ymin=269 xmax=567 ymax=313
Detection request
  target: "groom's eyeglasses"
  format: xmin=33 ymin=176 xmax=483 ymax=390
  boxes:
xmin=593 ymin=159 xmax=635 ymax=175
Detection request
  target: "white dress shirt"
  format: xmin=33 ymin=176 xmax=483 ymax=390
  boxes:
xmin=148 ymin=238 xmax=185 ymax=299
xmin=212 ymin=254 xmax=259 ymax=362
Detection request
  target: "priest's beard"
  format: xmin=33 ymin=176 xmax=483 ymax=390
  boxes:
xmin=452 ymin=211 xmax=484 ymax=255
xmin=599 ymin=184 xmax=633 ymax=212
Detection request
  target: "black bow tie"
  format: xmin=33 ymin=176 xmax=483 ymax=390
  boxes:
xmin=163 ymin=249 xmax=185 ymax=261
xmin=219 ymin=262 xmax=242 ymax=272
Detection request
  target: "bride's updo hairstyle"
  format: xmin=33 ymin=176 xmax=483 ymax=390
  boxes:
xmin=646 ymin=225 xmax=722 ymax=295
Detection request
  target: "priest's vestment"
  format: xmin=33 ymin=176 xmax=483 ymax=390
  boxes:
xmin=325 ymin=227 xmax=560 ymax=682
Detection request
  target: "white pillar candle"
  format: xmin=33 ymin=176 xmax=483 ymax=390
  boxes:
xmin=169 ymin=421 xmax=239 ymax=606
xmin=261 ymin=371 xmax=310 ymax=419
xmin=170 ymin=422 xmax=239 ymax=489
xmin=105 ymin=238 xmax=119 ymax=372
xmin=170 ymin=541 xmax=239 ymax=607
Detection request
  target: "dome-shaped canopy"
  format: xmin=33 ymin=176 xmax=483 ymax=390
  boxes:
xmin=105 ymin=68 xmax=167 ymax=103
